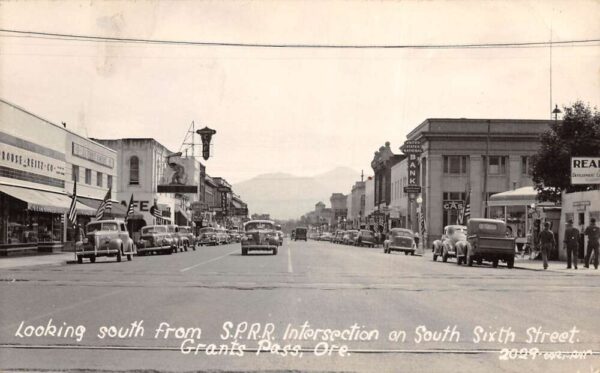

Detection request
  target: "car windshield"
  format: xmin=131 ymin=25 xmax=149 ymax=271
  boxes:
xmin=296 ymin=228 xmax=307 ymax=233
xmin=179 ymin=227 xmax=189 ymax=233
xmin=86 ymin=222 xmax=118 ymax=233
xmin=142 ymin=226 xmax=166 ymax=234
xmin=200 ymin=228 xmax=215 ymax=233
xmin=348 ymin=231 xmax=358 ymax=238
xmin=392 ymin=230 xmax=413 ymax=237
xmin=245 ymin=222 xmax=274 ymax=231
xmin=360 ymin=230 xmax=373 ymax=237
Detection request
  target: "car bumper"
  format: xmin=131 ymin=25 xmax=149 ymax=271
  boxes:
xmin=243 ymin=245 xmax=278 ymax=250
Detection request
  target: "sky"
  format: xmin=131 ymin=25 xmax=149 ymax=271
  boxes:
xmin=1 ymin=0 xmax=599 ymax=185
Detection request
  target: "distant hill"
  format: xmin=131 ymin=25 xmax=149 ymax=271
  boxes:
xmin=233 ymin=167 xmax=359 ymax=219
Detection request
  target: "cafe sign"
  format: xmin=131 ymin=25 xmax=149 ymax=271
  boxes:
xmin=571 ymin=157 xmax=600 ymax=185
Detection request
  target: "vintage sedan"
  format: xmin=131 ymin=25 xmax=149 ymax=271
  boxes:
xmin=241 ymin=220 xmax=280 ymax=255
xmin=215 ymin=228 xmax=230 ymax=245
xmin=432 ymin=225 xmax=467 ymax=263
xmin=354 ymin=230 xmax=376 ymax=247
xmin=333 ymin=230 xmax=346 ymax=244
xmin=77 ymin=220 xmax=136 ymax=263
xmin=178 ymin=226 xmax=196 ymax=251
xmin=463 ymin=218 xmax=516 ymax=268
xmin=166 ymin=224 xmax=187 ymax=252
xmin=136 ymin=225 xmax=175 ymax=255
xmin=384 ymin=228 xmax=417 ymax=255
xmin=197 ymin=227 xmax=218 ymax=246
xmin=343 ymin=230 xmax=359 ymax=245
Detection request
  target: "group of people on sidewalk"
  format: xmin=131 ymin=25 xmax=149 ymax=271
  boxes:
xmin=538 ymin=218 xmax=600 ymax=270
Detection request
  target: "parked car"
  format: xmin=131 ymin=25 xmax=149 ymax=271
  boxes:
xmin=216 ymin=228 xmax=230 ymax=244
xmin=227 ymin=229 xmax=241 ymax=243
xmin=462 ymin=218 xmax=516 ymax=268
xmin=198 ymin=227 xmax=218 ymax=246
xmin=136 ymin=225 xmax=175 ymax=255
xmin=333 ymin=230 xmax=345 ymax=244
xmin=384 ymin=228 xmax=417 ymax=255
xmin=241 ymin=220 xmax=280 ymax=255
xmin=343 ymin=230 xmax=359 ymax=245
xmin=432 ymin=225 xmax=467 ymax=262
xmin=166 ymin=224 xmax=186 ymax=252
xmin=354 ymin=230 xmax=376 ymax=247
xmin=293 ymin=227 xmax=307 ymax=241
xmin=320 ymin=232 xmax=333 ymax=242
xmin=77 ymin=219 xmax=136 ymax=263
xmin=178 ymin=226 xmax=196 ymax=251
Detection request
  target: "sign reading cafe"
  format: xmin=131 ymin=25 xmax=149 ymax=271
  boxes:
xmin=571 ymin=157 xmax=600 ymax=185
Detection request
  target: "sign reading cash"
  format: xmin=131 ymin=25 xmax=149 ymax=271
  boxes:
xmin=157 ymin=153 xmax=198 ymax=193
xmin=571 ymin=157 xmax=600 ymax=184
xmin=401 ymin=140 xmax=423 ymax=197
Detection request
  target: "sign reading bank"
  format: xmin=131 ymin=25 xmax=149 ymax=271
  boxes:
xmin=571 ymin=157 xmax=600 ymax=185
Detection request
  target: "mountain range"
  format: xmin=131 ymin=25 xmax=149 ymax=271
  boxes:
xmin=232 ymin=167 xmax=360 ymax=220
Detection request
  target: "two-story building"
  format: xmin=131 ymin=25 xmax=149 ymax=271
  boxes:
xmin=404 ymin=118 xmax=552 ymax=248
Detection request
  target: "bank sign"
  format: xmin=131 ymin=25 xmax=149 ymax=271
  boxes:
xmin=571 ymin=157 xmax=600 ymax=185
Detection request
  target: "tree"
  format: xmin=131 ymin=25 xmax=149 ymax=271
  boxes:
xmin=531 ymin=101 xmax=600 ymax=203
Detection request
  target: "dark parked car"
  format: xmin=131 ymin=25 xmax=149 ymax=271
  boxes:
xmin=178 ymin=226 xmax=196 ymax=251
xmin=137 ymin=225 xmax=175 ymax=255
xmin=461 ymin=218 xmax=516 ymax=268
xmin=384 ymin=228 xmax=417 ymax=255
xmin=354 ymin=230 xmax=376 ymax=247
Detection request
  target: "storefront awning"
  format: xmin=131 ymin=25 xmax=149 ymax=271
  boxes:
xmin=78 ymin=197 xmax=128 ymax=217
xmin=488 ymin=186 xmax=555 ymax=207
xmin=0 ymin=185 xmax=96 ymax=216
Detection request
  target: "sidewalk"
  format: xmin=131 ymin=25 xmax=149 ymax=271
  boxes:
xmin=514 ymin=257 xmax=600 ymax=273
xmin=0 ymin=252 xmax=74 ymax=270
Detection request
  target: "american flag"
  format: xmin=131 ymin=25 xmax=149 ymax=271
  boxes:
xmin=95 ymin=188 xmax=112 ymax=220
xmin=458 ymin=190 xmax=471 ymax=224
xmin=67 ymin=182 xmax=77 ymax=226
xmin=150 ymin=202 xmax=162 ymax=219
xmin=125 ymin=194 xmax=134 ymax=222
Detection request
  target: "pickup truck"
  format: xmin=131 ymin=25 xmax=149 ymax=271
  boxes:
xmin=462 ymin=218 xmax=515 ymax=268
xmin=77 ymin=220 xmax=136 ymax=263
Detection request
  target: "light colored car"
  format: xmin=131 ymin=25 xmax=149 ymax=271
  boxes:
xmin=432 ymin=225 xmax=467 ymax=262
xmin=136 ymin=225 xmax=175 ymax=255
xmin=215 ymin=228 xmax=230 ymax=244
xmin=343 ymin=230 xmax=359 ymax=245
xmin=320 ymin=232 xmax=333 ymax=242
xmin=77 ymin=220 xmax=136 ymax=263
xmin=178 ymin=226 xmax=196 ymax=251
xmin=198 ymin=227 xmax=218 ymax=246
xmin=227 ymin=229 xmax=241 ymax=243
xmin=384 ymin=228 xmax=417 ymax=255
xmin=241 ymin=220 xmax=280 ymax=255
xmin=166 ymin=224 xmax=185 ymax=252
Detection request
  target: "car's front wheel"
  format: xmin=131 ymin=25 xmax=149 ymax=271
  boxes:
xmin=117 ymin=246 xmax=122 ymax=262
xmin=273 ymin=247 xmax=278 ymax=255
xmin=242 ymin=247 xmax=248 ymax=256
xmin=77 ymin=255 xmax=83 ymax=264
xmin=90 ymin=256 xmax=96 ymax=263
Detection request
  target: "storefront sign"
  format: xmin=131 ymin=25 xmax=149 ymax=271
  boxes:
xmin=571 ymin=157 xmax=600 ymax=184
xmin=400 ymin=140 xmax=423 ymax=155
xmin=443 ymin=200 xmax=464 ymax=210
xmin=72 ymin=142 xmax=114 ymax=168
xmin=1 ymin=139 xmax=66 ymax=188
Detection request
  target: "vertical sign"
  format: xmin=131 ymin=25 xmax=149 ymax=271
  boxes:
xmin=401 ymin=140 xmax=424 ymax=198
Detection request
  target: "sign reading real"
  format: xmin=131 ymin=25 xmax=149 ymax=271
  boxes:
xmin=571 ymin=157 xmax=600 ymax=185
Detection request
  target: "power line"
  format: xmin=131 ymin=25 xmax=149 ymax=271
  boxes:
xmin=1 ymin=28 xmax=599 ymax=49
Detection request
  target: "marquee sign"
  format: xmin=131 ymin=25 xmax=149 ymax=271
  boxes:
xmin=443 ymin=200 xmax=464 ymax=210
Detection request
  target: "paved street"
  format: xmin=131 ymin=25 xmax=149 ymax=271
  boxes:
xmin=1 ymin=240 xmax=599 ymax=372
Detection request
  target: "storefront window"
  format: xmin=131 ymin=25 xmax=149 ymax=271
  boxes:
xmin=4 ymin=211 xmax=62 ymax=244
xmin=506 ymin=206 xmax=526 ymax=238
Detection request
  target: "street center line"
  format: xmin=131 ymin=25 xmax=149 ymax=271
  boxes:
xmin=287 ymin=245 xmax=293 ymax=273
xmin=180 ymin=249 xmax=238 ymax=272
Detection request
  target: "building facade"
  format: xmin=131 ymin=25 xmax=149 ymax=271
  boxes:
xmin=0 ymin=99 xmax=116 ymax=254
xmin=370 ymin=142 xmax=405 ymax=231
xmin=389 ymin=159 xmax=409 ymax=229
xmin=346 ymin=181 xmax=365 ymax=229
xmin=404 ymin=118 xmax=552 ymax=248
xmin=330 ymin=193 xmax=348 ymax=229
xmin=94 ymin=138 xmax=202 ymax=236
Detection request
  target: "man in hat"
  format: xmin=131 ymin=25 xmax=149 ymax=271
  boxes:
xmin=563 ymin=219 xmax=579 ymax=269
xmin=538 ymin=222 xmax=555 ymax=270
xmin=584 ymin=218 xmax=600 ymax=269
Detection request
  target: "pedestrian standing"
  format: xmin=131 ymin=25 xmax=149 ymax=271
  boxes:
xmin=584 ymin=218 xmax=600 ymax=269
xmin=563 ymin=219 xmax=579 ymax=269
xmin=538 ymin=222 xmax=555 ymax=270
